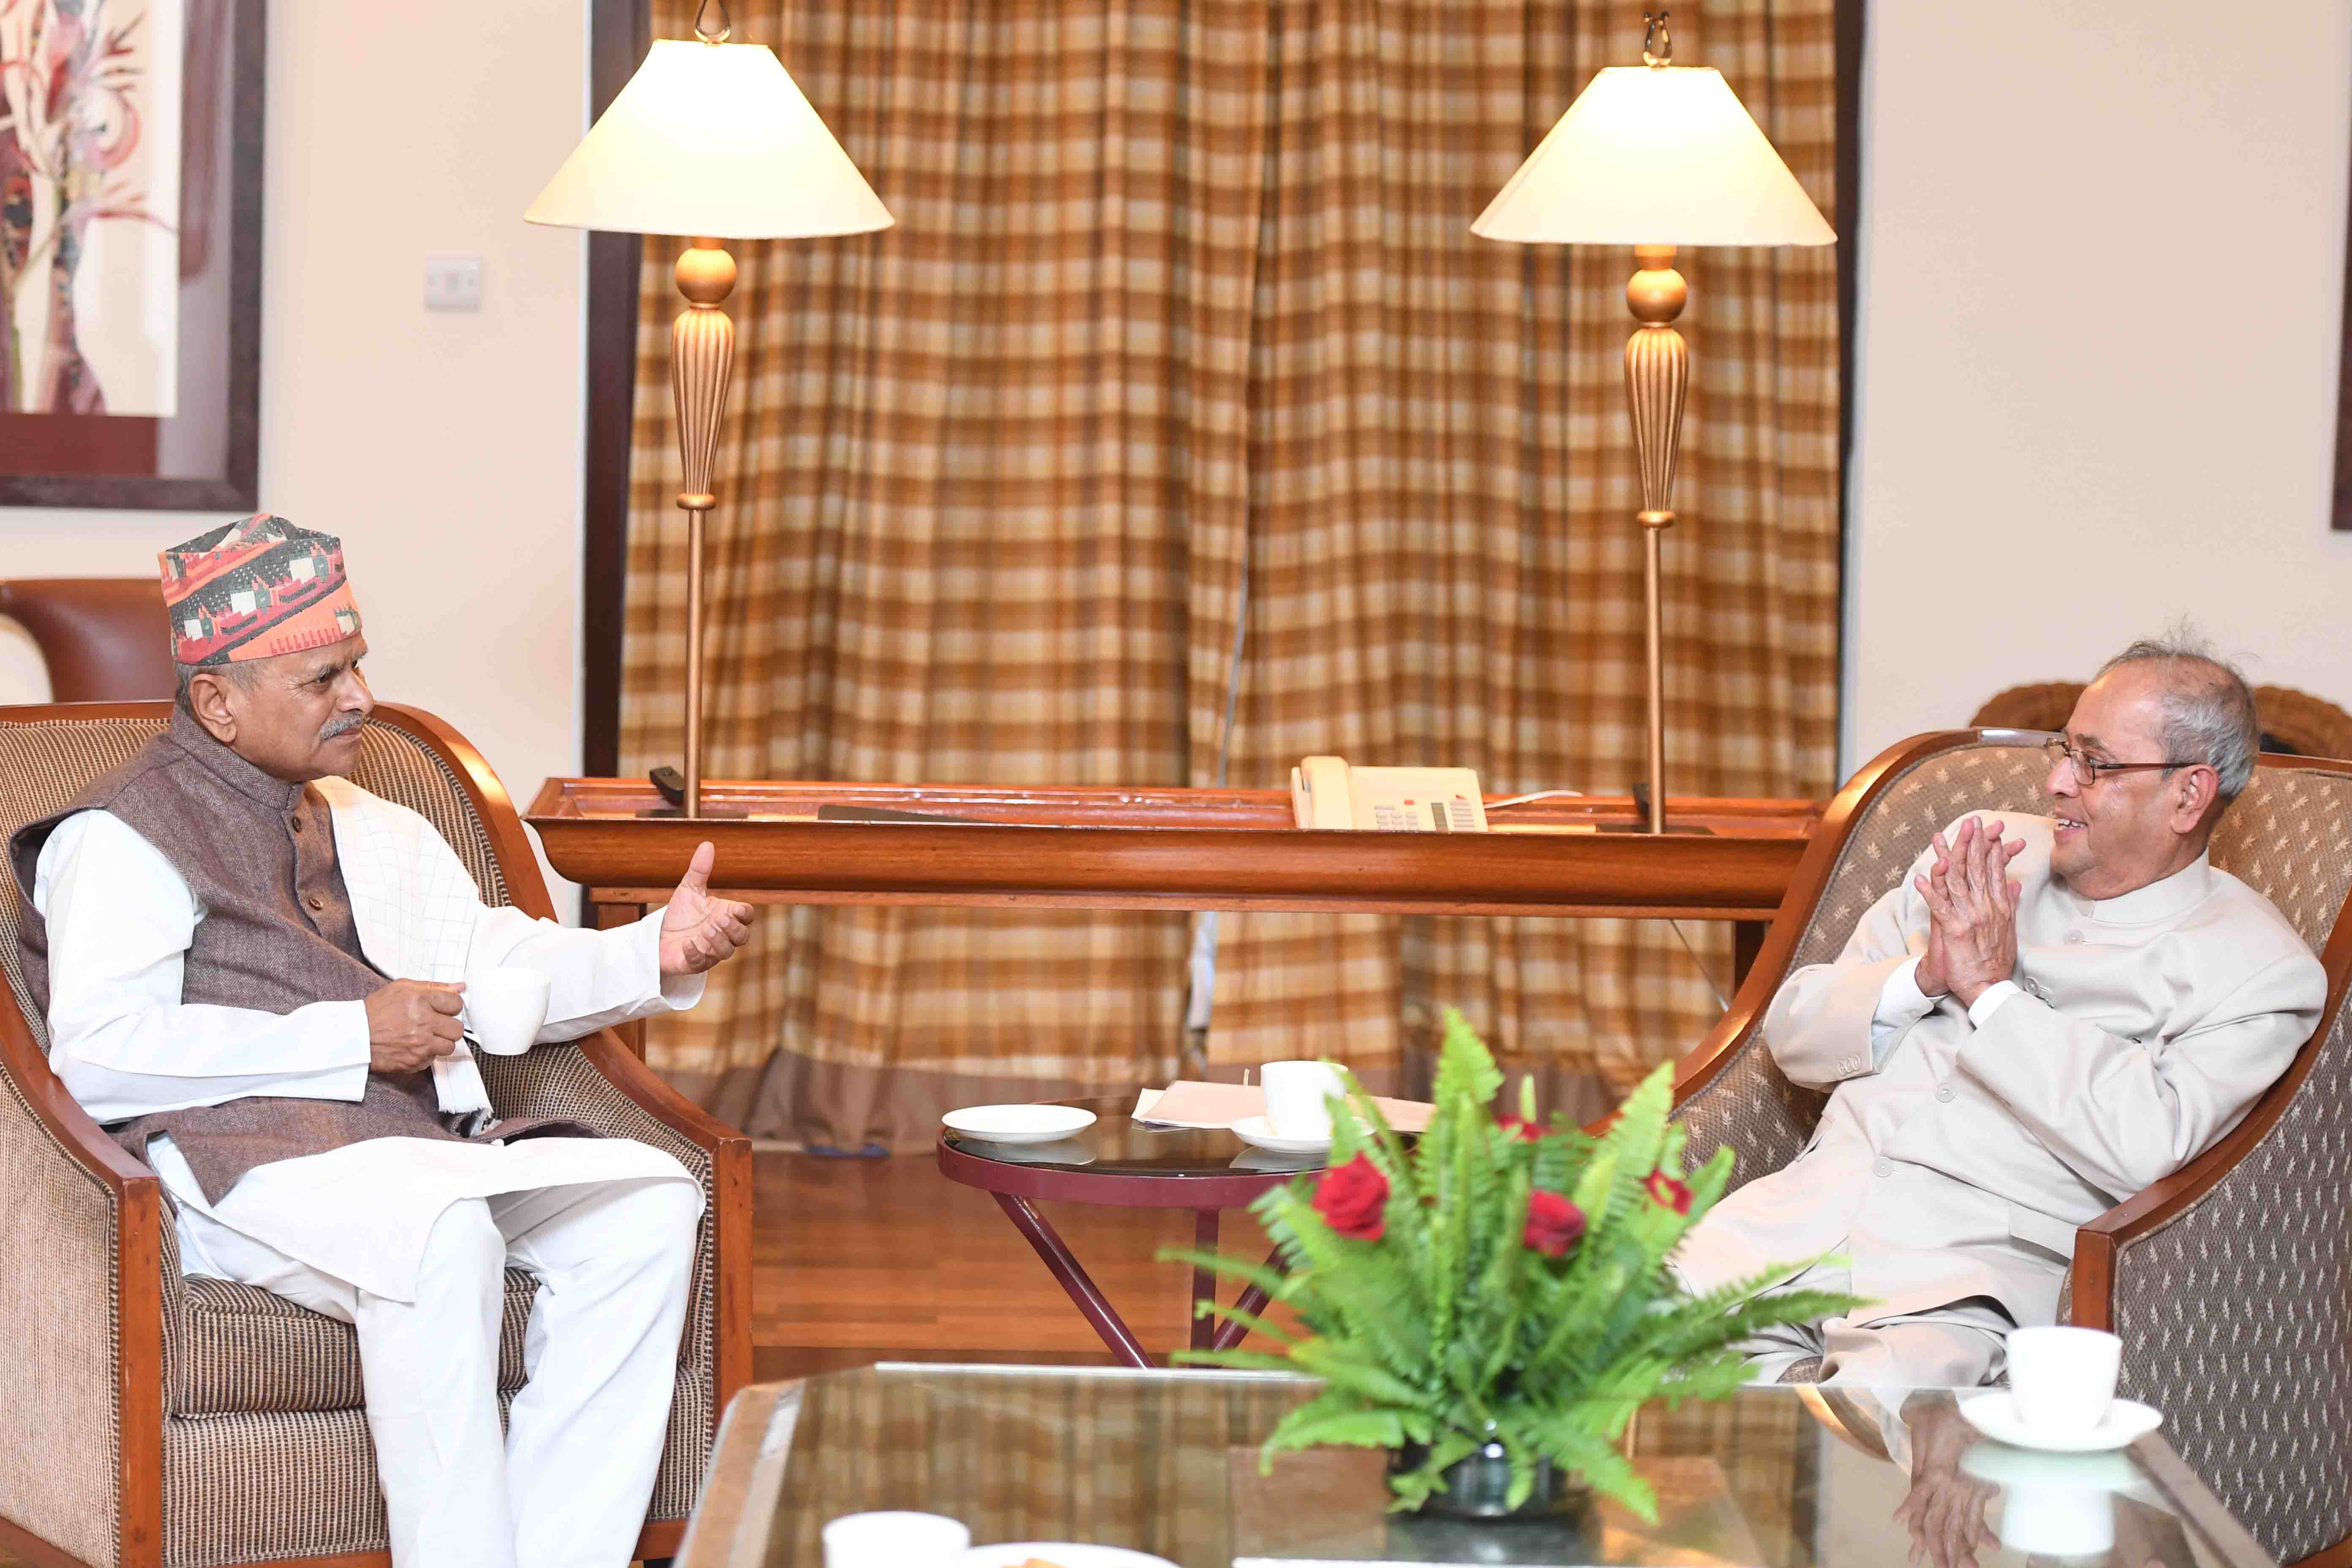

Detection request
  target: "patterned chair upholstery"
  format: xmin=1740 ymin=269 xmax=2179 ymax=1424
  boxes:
xmin=0 ymin=702 xmax=749 ymax=1568
xmin=1671 ymin=730 xmax=2352 ymax=1565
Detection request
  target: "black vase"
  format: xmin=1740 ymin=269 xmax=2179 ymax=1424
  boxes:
xmin=1391 ymin=1440 xmax=1590 ymax=1521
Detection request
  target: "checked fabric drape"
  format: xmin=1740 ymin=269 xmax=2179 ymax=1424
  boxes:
xmin=618 ymin=0 xmax=1842 ymax=1151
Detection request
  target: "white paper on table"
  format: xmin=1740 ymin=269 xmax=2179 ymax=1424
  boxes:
xmin=1134 ymin=1080 xmax=1433 ymax=1133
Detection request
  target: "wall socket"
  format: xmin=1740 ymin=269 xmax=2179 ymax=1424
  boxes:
xmin=423 ymin=253 xmax=484 ymax=312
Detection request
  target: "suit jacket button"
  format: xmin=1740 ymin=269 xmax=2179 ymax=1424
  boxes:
xmin=1874 ymin=1157 xmax=1894 ymax=1178
xmin=305 ymin=894 xmax=326 ymax=913
xmin=1936 ymin=1083 xmax=1955 ymax=1103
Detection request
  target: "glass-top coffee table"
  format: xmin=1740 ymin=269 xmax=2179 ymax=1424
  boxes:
xmin=676 ymin=1364 xmax=2274 ymax=1568
xmin=936 ymin=1097 xmax=1326 ymax=1367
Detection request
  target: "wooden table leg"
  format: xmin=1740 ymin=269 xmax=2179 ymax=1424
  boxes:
xmin=992 ymin=1192 xmax=1154 ymax=1369
xmin=1211 ymin=1248 xmax=1285 ymax=1353
xmin=1190 ymin=1210 xmax=1220 ymax=1353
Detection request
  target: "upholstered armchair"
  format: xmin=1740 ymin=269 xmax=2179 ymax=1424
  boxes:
xmin=1672 ymin=729 xmax=2352 ymax=1565
xmin=0 ymin=702 xmax=752 ymax=1568
xmin=0 ymin=580 xmax=174 ymax=703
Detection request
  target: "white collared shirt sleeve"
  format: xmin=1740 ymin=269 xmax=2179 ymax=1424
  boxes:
xmin=1966 ymin=980 xmax=2023 ymax=1028
xmin=35 ymin=811 xmax=372 ymax=1122
xmin=466 ymin=903 xmax=704 ymax=1042
xmin=1868 ymin=956 xmax=1939 ymax=1067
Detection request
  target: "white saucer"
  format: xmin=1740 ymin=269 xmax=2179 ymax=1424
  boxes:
xmin=1957 ymin=1392 xmax=2162 ymax=1452
xmin=960 ymin=1545 xmax=1177 ymax=1568
xmin=1231 ymin=1115 xmax=1331 ymax=1156
xmin=1230 ymin=1148 xmax=1326 ymax=1173
xmin=942 ymin=1105 xmax=1098 ymax=1145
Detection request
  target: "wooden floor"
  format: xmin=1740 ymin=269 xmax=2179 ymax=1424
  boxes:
xmin=754 ymin=1147 xmax=1293 ymax=1379
xmin=0 ymin=1152 xmax=1285 ymax=1567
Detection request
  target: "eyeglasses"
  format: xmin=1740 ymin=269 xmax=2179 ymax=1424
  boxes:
xmin=2040 ymin=736 xmax=2200 ymax=787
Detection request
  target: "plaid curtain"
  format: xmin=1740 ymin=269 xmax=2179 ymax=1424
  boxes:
xmin=620 ymin=0 xmax=1841 ymax=1149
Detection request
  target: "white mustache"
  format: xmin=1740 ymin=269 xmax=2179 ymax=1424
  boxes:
xmin=320 ymin=715 xmax=366 ymax=740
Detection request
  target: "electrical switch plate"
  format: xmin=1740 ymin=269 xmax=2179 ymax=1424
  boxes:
xmin=423 ymin=253 xmax=484 ymax=312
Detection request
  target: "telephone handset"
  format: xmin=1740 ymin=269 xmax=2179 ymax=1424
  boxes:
xmin=1289 ymin=756 xmax=1489 ymax=832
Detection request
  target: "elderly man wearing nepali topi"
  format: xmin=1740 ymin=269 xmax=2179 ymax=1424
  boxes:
xmin=9 ymin=515 xmax=754 ymax=1568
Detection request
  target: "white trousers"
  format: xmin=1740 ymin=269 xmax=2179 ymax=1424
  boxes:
xmin=178 ymin=1176 xmax=704 ymax=1568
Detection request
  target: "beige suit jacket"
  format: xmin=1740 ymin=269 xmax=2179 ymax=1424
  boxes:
xmin=1676 ymin=813 xmax=2325 ymax=1329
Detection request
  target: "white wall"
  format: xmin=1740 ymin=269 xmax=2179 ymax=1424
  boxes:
xmin=1846 ymin=0 xmax=2352 ymax=768
xmin=0 ymin=1 xmax=590 ymax=904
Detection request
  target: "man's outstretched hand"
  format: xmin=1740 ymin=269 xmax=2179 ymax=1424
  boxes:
xmin=659 ymin=841 xmax=756 ymax=978
xmin=1913 ymin=817 xmax=2025 ymax=1006
xmin=367 ymin=978 xmax=466 ymax=1074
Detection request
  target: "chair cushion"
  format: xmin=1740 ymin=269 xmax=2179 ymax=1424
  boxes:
xmin=175 ymin=1268 xmax=536 ymax=1416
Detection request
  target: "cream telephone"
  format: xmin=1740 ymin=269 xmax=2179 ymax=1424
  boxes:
xmin=1290 ymin=757 xmax=1489 ymax=832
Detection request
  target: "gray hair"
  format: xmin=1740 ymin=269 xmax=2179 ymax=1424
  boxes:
xmin=173 ymin=659 xmax=256 ymax=715
xmin=2095 ymin=630 xmax=2259 ymax=802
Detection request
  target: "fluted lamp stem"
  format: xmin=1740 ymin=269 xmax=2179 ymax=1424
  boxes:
xmin=1624 ymin=243 xmax=1688 ymax=835
xmin=671 ymin=238 xmax=738 ymax=819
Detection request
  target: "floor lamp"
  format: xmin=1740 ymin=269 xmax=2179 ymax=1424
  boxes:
xmin=1472 ymin=13 xmax=1832 ymax=834
xmin=527 ymin=5 xmax=892 ymax=818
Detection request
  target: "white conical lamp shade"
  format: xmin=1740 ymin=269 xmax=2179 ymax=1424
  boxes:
xmin=1473 ymin=66 xmax=1832 ymax=248
xmin=527 ymin=38 xmax=893 ymax=240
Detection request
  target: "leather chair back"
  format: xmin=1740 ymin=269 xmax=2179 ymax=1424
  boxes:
xmin=0 ymin=579 xmax=174 ymax=703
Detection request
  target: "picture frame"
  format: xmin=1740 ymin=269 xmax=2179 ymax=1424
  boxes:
xmin=0 ymin=0 xmax=265 ymax=510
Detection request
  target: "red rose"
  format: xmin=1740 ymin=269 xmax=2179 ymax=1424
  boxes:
xmin=1522 ymin=1190 xmax=1585 ymax=1257
xmin=1312 ymin=1154 xmax=1389 ymax=1240
xmin=1644 ymin=1170 xmax=1693 ymax=1215
xmin=1496 ymin=1116 xmax=1545 ymax=1144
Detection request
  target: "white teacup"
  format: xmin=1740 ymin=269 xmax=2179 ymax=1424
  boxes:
xmin=2006 ymin=1325 xmax=2122 ymax=1435
xmin=821 ymin=1511 xmax=970 ymax=1568
xmin=461 ymin=966 xmax=551 ymax=1056
xmin=1262 ymin=1060 xmax=1347 ymax=1142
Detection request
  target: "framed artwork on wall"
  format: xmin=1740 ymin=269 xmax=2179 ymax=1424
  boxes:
xmin=0 ymin=0 xmax=264 ymax=510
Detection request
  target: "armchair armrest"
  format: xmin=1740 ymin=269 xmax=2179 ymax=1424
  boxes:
xmin=2063 ymin=1116 xmax=2352 ymax=1562
xmin=2059 ymin=977 xmax=2352 ymax=1564
xmin=0 ymin=1010 xmax=167 ymax=1568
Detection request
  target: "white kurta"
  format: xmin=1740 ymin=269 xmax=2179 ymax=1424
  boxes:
xmin=35 ymin=781 xmax=704 ymax=1303
xmin=1677 ymin=812 xmax=2326 ymax=1331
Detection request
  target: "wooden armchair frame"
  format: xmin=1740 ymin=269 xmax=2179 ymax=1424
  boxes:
xmin=0 ymin=702 xmax=752 ymax=1568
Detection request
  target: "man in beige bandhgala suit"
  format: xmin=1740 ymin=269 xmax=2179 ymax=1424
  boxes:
xmin=1674 ymin=637 xmax=2327 ymax=1387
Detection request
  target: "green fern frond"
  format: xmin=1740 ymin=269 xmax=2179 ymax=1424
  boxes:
xmin=1523 ymin=1413 xmax=1659 ymax=1523
xmin=1169 ymin=1346 xmax=1298 ymax=1373
xmin=1153 ymin=1245 xmax=1305 ymax=1309
xmin=1385 ymin=1431 xmax=1484 ymax=1510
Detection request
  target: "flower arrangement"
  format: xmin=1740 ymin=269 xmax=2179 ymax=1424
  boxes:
xmin=1163 ymin=1011 xmax=1859 ymax=1522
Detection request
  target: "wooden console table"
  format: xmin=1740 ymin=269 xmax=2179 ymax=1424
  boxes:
xmin=526 ymin=782 xmax=1821 ymax=1038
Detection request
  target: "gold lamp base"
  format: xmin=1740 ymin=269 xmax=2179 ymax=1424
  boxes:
xmin=1624 ymin=242 xmax=1689 ymax=836
xmin=670 ymin=238 xmax=738 ymax=819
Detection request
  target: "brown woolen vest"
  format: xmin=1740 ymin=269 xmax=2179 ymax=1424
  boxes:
xmin=9 ymin=710 xmax=574 ymax=1204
